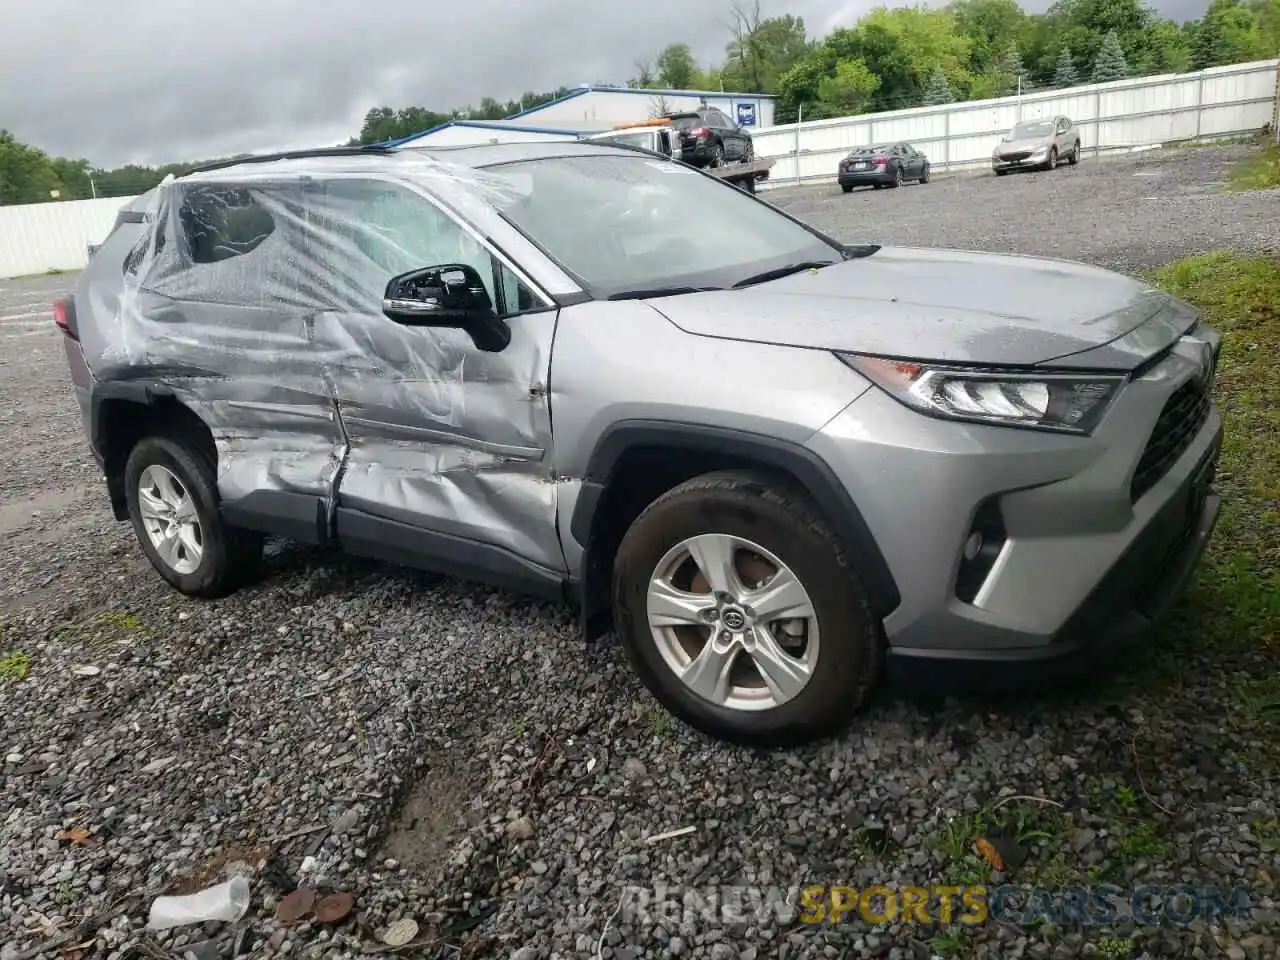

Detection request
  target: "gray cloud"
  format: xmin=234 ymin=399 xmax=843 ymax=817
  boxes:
xmin=1 ymin=0 xmax=1204 ymax=169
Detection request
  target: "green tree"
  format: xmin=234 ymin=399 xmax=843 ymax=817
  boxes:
xmin=722 ymin=3 xmax=810 ymax=92
xmin=922 ymin=64 xmax=955 ymax=103
xmin=813 ymin=57 xmax=881 ymax=117
xmin=0 ymin=130 xmax=61 ymax=205
xmin=949 ymin=0 xmax=1033 ymax=75
xmin=49 ymin=157 xmax=94 ymax=200
xmin=1192 ymin=11 xmax=1227 ymax=67
xmin=1052 ymin=45 xmax=1080 ymax=85
xmin=1092 ymin=28 xmax=1131 ymax=81
xmin=655 ymin=44 xmax=699 ymax=88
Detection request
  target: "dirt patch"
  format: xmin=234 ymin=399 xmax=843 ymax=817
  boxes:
xmin=379 ymin=759 xmax=481 ymax=875
xmin=0 ymin=486 xmax=89 ymax=537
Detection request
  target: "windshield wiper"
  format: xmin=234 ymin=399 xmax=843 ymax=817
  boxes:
xmin=607 ymin=285 xmax=721 ymax=301
xmin=731 ymin=261 xmax=836 ymax=289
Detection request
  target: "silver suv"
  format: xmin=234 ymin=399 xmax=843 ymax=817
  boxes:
xmin=993 ymin=115 xmax=1082 ymax=173
xmin=57 ymin=141 xmax=1223 ymax=745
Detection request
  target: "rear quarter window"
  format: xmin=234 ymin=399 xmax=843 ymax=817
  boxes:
xmin=179 ymin=186 xmax=276 ymax=264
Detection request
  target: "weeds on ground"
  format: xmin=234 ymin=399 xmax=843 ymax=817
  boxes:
xmin=1221 ymin=143 xmax=1280 ymax=192
xmin=0 ymin=650 xmax=31 ymax=682
xmin=930 ymin=929 xmax=970 ymax=958
xmin=1087 ymin=254 xmax=1280 ymax=711
xmin=1094 ymin=937 xmax=1134 ymax=958
xmin=1114 ymin=820 xmax=1169 ymax=864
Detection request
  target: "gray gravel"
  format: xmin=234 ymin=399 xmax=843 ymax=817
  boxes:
xmin=766 ymin=143 xmax=1280 ymax=272
xmin=2 ymin=144 xmax=1278 ymax=960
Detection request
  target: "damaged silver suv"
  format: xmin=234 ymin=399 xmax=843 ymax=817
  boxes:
xmin=58 ymin=141 xmax=1223 ymax=745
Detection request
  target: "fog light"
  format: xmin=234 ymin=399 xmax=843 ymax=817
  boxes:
xmin=956 ymin=500 xmax=1007 ymax=604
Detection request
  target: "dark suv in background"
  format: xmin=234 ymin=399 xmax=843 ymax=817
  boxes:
xmin=669 ymin=108 xmax=754 ymax=168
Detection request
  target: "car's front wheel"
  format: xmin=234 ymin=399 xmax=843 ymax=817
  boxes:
xmin=124 ymin=434 xmax=263 ymax=599
xmin=612 ymin=471 xmax=880 ymax=746
xmin=1046 ymin=147 xmax=1058 ymax=171
xmin=919 ymin=163 xmax=931 ymax=183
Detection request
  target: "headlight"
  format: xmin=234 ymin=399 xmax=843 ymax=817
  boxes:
xmin=836 ymin=354 xmax=1126 ymax=434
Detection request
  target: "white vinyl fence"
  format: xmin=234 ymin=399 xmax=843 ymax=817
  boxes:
xmin=754 ymin=59 xmax=1280 ymax=188
xmin=0 ymin=194 xmax=140 ymax=279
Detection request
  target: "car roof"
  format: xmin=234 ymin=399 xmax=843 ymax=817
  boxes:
xmin=174 ymin=140 xmax=648 ymax=185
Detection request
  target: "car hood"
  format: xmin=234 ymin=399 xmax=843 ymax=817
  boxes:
xmin=994 ymin=136 xmax=1050 ymax=155
xmin=644 ymin=246 xmax=1197 ymax=369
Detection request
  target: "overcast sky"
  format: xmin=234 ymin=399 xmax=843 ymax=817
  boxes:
xmin=1 ymin=0 xmax=1207 ymax=169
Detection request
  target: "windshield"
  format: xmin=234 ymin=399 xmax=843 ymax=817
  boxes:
xmin=473 ymin=154 xmax=841 ymax=297
xmin=1010 ymin=120 xmax=1055 ymax=139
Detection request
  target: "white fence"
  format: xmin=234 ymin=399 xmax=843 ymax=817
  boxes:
xmin=0 ymin=194 xmax=140 ymax=279
xmin=754 ymin=59 xmax=1280 ymax=188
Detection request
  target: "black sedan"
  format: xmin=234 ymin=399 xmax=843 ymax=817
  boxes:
xmin=838 ymin=142 xmax=931 ymax=192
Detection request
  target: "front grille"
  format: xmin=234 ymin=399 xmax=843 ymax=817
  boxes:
xmin=1002 ymin=151 xmax=1032 ymax=161
xmin=1130 ymin=379 xmax=1211 ymax=502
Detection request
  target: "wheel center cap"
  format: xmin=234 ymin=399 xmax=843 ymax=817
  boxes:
xmin=720 ymin=605 xmax=748 ymax=631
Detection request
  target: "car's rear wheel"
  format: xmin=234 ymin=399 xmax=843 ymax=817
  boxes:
xmin=612 ymin=471 xmax=880 ymax=746
xmin=841 ymin=184 xmax=854 ymax=193
xmin=743 ymin=139 xmax=754 ymax=163
xmin=890 ymin=166 xmax=904 ymax=188
xmin=710 ymin=142 xmax=725 ymax=168
xmin=1069 ymin=142 xmax=1081 ymax=165
xmin=995 ymin=169 xmax=1008 ymax=176
xmin=125 ymin=434 xmax=263 ymax=599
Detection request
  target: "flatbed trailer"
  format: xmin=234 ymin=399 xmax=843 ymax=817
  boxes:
xmin=583 ymin=123 xmax=774 ymax=193
xmin=706 ymin=157 xmax=775 ymax=193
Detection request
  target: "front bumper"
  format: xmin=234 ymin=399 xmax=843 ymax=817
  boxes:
xmin=806 ymin=329 xmax=1224 ymax=687
xmin=992 ymin=152 xmax=1049 ymax=172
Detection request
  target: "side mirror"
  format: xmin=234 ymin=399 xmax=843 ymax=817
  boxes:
xmin=382 ymin=263 xmax=510 ymax=352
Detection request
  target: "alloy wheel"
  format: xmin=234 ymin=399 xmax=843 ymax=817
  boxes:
xmin=645 ymin=533 xmax=820 ymax=712
xmin=137 ymin=464 xmax=204 ymax=575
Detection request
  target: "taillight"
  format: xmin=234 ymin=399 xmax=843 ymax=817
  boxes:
xmin=694 ymin=127 xmax=711 ymax=140
xmin=53 ymin=297 xmax=78 ymax=341
xmin=872 ymin=156 xmax=889 ymax=166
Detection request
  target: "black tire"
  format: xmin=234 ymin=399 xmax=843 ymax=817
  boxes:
xmin=1068 ymin=142 xmax=1081 ymax=165
xmin=710 ymin=142 xmax=725 ymax=168
xmin=124 ymin=434 xmax=264 ymax=599
xmin=919 ymin=163 xmax=931 ymax=184
xmin=744 ymin=139 xmax=754 ymax=163
xmin=1046 ymin=147 xmax=1057 ymax=171
xmin=995 ymin=169 xmax=1008 ymax=176
xmin=841 ymin=184 xmax=854 ymax=194
xmin=890 ymin=166 xmax=903 ymax=188
xmin=612 ymin=470 xmax=881 ymax=746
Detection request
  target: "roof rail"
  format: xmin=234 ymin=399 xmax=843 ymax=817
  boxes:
xmin=186 ymin=144 xmax=395 ymax=175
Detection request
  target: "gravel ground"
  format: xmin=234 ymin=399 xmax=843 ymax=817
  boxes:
xmin=1 ymin=144 xmax=1278 ymax=960
xmin=766 ymin=143 xmax=1280 ymax=272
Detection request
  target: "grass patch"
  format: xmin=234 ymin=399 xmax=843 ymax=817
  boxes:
xmin=1114 ymin=820 xmax=1169 ymax=864
xmin=1221 ymin=143 xmax=1280 ymax=193
xmin=1087 ymin=252 xmax=1280 ymax=708
xmin=0 ymin=650 xmax=31 ymax=682
xmin=1149 ymin=252 xmax=1280 ymax=652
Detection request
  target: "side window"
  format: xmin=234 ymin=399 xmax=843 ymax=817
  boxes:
xmin=710 ymin=108 xmax=735 ymax=128
xmin=319 ymin=179 xmax=541 ymax=320
xmin=493 ymin=262 xmax=539 ymax=317
xmin=179 ymin=186 xmax=276 ymax=264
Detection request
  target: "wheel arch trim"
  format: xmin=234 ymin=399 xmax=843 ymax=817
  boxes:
xmin=570 ymin=419 xmax=902 ymax=619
